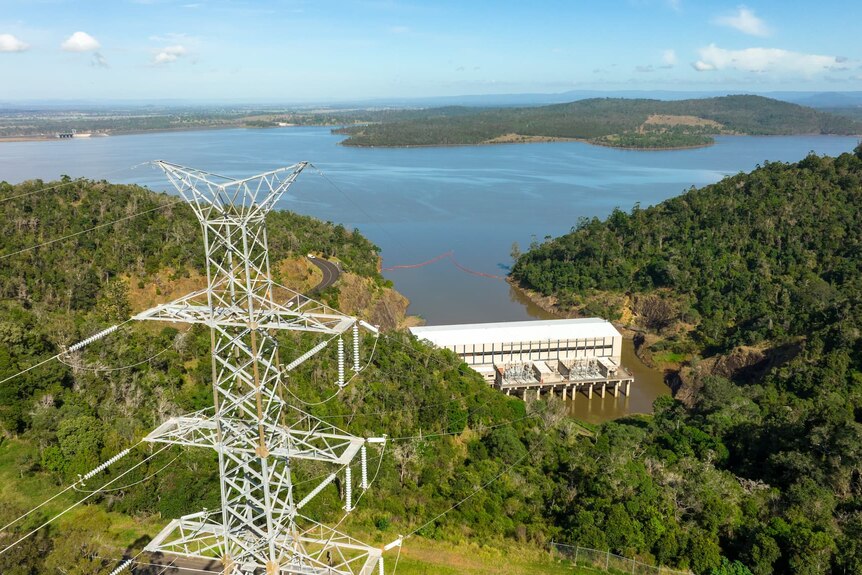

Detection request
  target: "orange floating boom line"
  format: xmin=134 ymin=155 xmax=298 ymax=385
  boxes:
xmin=381 ymin=250 xmax=453 ymax=271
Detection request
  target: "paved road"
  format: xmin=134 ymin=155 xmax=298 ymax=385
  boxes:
xmin=307 ymin=256 xmax=341 ymax=293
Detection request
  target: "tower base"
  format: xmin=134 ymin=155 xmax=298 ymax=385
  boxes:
xmin=145 ymin=510 xmax=381 ymax=575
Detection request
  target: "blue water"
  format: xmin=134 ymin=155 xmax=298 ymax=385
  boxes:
xmin=1 ymin=128 xmax=857 ymax=324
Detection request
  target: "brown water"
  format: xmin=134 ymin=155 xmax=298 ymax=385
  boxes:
xmin=566 ymin=338 xmax=670 ymax=424
xmin=508 ymin=285 xmax=670 ymax=422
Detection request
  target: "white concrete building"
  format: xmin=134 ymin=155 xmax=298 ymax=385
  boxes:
xmin=410 ymin=318 xmax=623 ymax=382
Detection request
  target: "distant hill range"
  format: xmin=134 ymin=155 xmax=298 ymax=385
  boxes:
xmin=336 ymin=95 xmax=862 ymax=150
xmin=363 ymin=90 xmax=862 ymax=109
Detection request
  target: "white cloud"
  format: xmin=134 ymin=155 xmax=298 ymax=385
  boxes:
xmin=61 ymin=31 xmax=100 ymax=52
xmin=153 ymin=44 xmax=187 ymax=64
xmin=389 ymin=26 xmax=410 ymax=34
xmin=0 ymin=33 xmax=29 ymax=52
xmin=662 ymin=49 xmax=677 ymax=66
xmin=715 ymin=7 xmax=770 ymax=37
xmin=693 ymin=44 xmax=843 ymax=75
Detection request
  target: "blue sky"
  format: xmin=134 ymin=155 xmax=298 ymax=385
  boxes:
xmin=1 ymin=0 xmax=861 ymax=101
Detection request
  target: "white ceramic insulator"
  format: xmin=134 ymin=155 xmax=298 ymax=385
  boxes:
xmin=359 ymin=320 xmax=379 ymax=334
xmin=353 ymin=322 xmax=360 ymax=372
xmin=108 ymin=559 xmax=133 ymax=575
xmin=360 ymin=445 xmax=368 ymax=489
xmin=284 ymin=339 xmax=328 ymax=372
xmin=337 ymin=337 xmax=345 ymax=387
xmin=296 ymin=473 xmax=336 ymax=510
xmin=67 ymin=324 xmax=119 ymax=352
xmin=344 ymin=466 xmax=352 ymax=512
xmin=81 ymin=448 xmax=131 ymax=481
xmin=378 ymin=556 xmax=384 ymax=575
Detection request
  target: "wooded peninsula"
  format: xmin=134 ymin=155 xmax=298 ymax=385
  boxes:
xmin=336 ymin=95 xmax=862 ymax=149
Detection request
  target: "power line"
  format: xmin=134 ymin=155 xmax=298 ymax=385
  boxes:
xmin=0 ymin=199 xmax=183 ymax=261
xmin=0 ymin=443 xmax=173 ymax=556
xmin=404 ymin=450 xmax=530 ymax=539
xmin=92 ymin=555 xmax=222 ymax=575
xmin=308 ymin=163 xmax=399 ymax=244
xmin=59 ymin=343 xmax=176 ymax=373
xmin=281 ymin=331 xmax=380 ymax=408
xmin=381 ymin=250 xmax=505 ymax=281
xmin=0 ymin=162 xmax=153 ymax=204
xmin=0 ymin=320 xmax=133 ymax=388
xmin=0 ymin=440 xmax=138 ymax=534
xmin=72 ymin=453 xmax=181 ymax=494
xmin=0 ymin=405 xmax=217 ymax=537
xmin=387 ymin=413 xmax=539 ymax=442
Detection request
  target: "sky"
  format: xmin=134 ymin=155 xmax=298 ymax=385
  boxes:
xmin=1 ymin=0 xmax=861 ymax=102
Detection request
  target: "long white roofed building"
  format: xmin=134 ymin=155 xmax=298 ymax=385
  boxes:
xmin=410 ymin=318 xmax=632 ymax=399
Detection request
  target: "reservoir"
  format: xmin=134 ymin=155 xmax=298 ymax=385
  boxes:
xmin=1 ymin=128 xmax=857 ymax=420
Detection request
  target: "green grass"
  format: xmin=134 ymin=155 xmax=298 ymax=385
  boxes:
xmin=388 ymin=538 xmax=592 ymax=575
xmin=1 ymin=439 xmax=604 ymax=575
xmin=651 ymin=351 xmax=686 ymax=364
xmin=0 ymin=438 xmax=167 ymax=548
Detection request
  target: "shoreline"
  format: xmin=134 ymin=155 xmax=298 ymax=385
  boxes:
xmin=3 ymin=125 xmax=856 ymax=151
xmin=506 ymin=277 xmax=659 ymax=365
xmin=338 ymin=134 xmax=717 ymax=151
xmin=0 ymin=124 xmax=249 ymax=143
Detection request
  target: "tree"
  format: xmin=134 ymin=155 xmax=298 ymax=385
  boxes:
xmin=510 ymin=241 xmax=521 ymax=263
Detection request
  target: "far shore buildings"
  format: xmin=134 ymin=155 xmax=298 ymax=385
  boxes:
xmin=410 ymin=318 xmax=633 ymax=400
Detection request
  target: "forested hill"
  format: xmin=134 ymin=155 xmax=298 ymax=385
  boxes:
xmin=511 ymin=146 xmax=862 ymax=354
xmin=336 ymin=95 xmax=862 ymax=149
xmin=513 ymin=148 xmax=862 ymax=573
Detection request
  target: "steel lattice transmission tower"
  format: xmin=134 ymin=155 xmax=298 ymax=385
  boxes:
xmin=134 ymin=161 xmax=386 ymax=575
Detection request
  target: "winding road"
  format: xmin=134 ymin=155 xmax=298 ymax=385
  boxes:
xmin=307 ymin=256 xmax=341 ymax=293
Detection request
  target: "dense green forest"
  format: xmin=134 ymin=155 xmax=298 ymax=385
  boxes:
xmin=512 ymin=146 xmax=862 ymax=573
xmin=336 ymin=96 xmax=862 ymax=149
xmin=2 ymin=168 xmax=862 ymax=575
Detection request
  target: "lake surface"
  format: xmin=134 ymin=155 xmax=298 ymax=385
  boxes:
xmin=2 ymin=128 xmax=857 ymax=419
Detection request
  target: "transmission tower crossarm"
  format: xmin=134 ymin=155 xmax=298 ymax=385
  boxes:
xmin=153 ymin=160 xmax=307 ymax=221
xmin=144 ymin=415 xmax=364 ymax=465
xmin=133 ymin=286 xmax=355 ymax=334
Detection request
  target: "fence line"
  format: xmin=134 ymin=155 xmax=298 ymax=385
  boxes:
xmin=550 ymin=542 xmax=691 ymax=575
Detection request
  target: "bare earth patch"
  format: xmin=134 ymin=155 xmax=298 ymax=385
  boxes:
xmin=483 ymin=133 xmax=580 ymax=144
xmin=642 ymin=114 xmax=724 ymax=128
